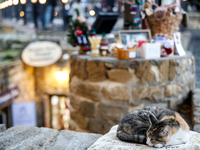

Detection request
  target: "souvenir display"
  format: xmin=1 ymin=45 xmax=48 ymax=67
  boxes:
xmin=68 ymin=0 xmax=186 ymax=59
xmin=68 ymin=12 xmax=93 ymax=54
xmin=88 ymin=36 xmax=101 ymax=57
xmin=100 ymin=33 xmax=109 ymax=57
xmin=144 ymin=3 xmax=183 ymax=39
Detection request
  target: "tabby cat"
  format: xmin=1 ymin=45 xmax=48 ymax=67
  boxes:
xmin=117 ymin=106 xmax=190 ymax=148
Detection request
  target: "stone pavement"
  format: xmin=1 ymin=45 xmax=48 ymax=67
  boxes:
xmin=188 ymin=31 xmax=200 ymax=88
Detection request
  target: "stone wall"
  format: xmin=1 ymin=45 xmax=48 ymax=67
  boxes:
xmin=0 ymin=60 xmax=35 ymax=103
xmin=188 ymin=12 xmax=200 ymax=30
xmin=69 ymin=53 xmax=196 ymax=134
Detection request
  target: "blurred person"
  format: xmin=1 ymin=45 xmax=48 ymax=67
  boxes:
xmin=68 ymin=0 xmax=85 ymax=20
xmin=44 ymin=0 xmax=57 ymax=29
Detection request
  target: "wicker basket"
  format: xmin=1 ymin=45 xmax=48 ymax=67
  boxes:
xmin=145 ymin=3 xmax=183 ymax=39
xmin=117 ymin=48 xmax=136 ymax=59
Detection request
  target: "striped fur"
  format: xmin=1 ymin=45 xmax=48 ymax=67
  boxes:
xmin=117 ymin=106 xmax=190 ymax=148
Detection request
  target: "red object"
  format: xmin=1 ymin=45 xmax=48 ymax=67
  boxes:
xmin=76 ymin=28 xmax=83 ymax=36
xmin=138 ymin=40 xmax=147 ymax=47
xmin=165 ymin=47 xmax=172 ymax=55
xmin=83 ymin=45 xmax=90 ymax=51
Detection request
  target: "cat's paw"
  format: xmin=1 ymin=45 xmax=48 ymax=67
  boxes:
xmin=154 ymin=144 xmax=164 ymax=148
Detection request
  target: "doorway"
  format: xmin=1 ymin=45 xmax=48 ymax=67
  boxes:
xmin=45 ymin=95 xmax=70 ymax=130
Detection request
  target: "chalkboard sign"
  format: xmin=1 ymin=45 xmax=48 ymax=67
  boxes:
xmin=21 ymin=41 xmax=62 ymax=67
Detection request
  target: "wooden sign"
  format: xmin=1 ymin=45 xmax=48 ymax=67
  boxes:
xmin=21 ymin=41 xmax=62 ymax=67
xmin=0 ymin=86 xmax=20 ymax=108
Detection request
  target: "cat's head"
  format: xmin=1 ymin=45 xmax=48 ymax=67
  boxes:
xmin=146 ymin=114 xmax=178 ymax=147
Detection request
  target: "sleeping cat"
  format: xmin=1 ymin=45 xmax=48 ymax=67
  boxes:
xmin=117 ymin=106 xmax=190 ymax=148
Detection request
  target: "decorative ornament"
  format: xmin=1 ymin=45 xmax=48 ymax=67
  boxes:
xmin=132 ymin=18 xmax=143 ymax=26
xmin=136 ymin=0 xmax=144 ymax=5
xmin=130 ymin=5 xmax=138 ymax=14
xmin=154 ymin=7 xmax=167 ymax=21
xmin=76 ymin=28 xmax=83 ymax=36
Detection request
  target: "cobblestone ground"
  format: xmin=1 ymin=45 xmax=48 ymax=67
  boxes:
xmin=189 ymin=31 xmax=200 ymax=88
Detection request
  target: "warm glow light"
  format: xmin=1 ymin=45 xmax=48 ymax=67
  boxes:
xmin=62 ymin=0 xmax=68 ymax=4
xmin=31 ymin=0 xmax=37 ymax=3
xmin=13 ymin=0 xmax=19 ymax=5
xmin=54 ymin=11 xmax=58 ymax=16
xmin=8 ymin=0 xmax=13 ymax=6
xmin=4 ymin=1 xmax=8 ymax=8
xmin=39 ymin=0 xmax=46 ymax=4
xmin=20 ymin=11 xmax=25 ymax=17
xmin=89 ymin=10 xmax=95 ymax=16
xmin=20 ymin=0 xmax=26 ymax=4
xmin=55 ymin=71 xmax=69 ymax=81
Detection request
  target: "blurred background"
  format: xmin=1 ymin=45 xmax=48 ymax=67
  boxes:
xmin=0 ymin=0 xmax=200 ymax=132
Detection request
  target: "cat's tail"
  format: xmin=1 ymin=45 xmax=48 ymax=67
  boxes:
xmin=117 ymin=131 xmax=146 ymax=144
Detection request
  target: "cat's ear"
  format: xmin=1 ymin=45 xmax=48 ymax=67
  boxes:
xmin=149 ymin=114 xmax=158 ymax=124
xmin=159 ymin=125 xmax=171 ymax=137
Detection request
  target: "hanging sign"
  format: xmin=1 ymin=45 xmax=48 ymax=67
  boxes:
xmin=21 ymin=41 xmax=62 ymax=67
xmin=0 ymin=86 xmax=20 ymax=108
xmin=12 ymin=101 xmax=37 ymax=126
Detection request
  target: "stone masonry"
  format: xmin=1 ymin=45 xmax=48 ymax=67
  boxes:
xmin=192 ymin=89 xmax=200 ymax=132
xmin=0 ymin=124 xmax=102 ymax=150
xmin=69 ymin=52 xmax=196 ymax=134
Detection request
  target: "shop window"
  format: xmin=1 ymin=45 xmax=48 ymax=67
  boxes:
xmin=45 ymin=95 xmax=70 ymax=130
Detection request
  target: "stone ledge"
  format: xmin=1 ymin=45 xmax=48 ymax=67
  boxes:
xmin=0 ymin=124 xmax=102 ymax=150
xmin=192 ymin=89 xmax=200 ymax=132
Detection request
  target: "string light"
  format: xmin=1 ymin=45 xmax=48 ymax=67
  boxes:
xmin=8 ymin=0 xmax=13 ymax=6
xmin=20 ymin=11 xmax=25 ymax=17
xmin=31 ymin=0 xmax=37 ymax=3
xmin=39 ymin=0 xmax=46 ymax=4
xmin=4 ymin=1 xmax=8 ymax=8
xmin=89 ymin=10 xmax=95 ymax=16
xmin=62 ymin=0 xmax=68 ymax=4
xmin=13 ymin=0 xmax=19 ymax=5
xmin=20 ymin=0 xmax=26 ymax=4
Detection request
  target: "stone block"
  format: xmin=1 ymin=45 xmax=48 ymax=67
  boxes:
xmin=167 ymin=96 xmax=184 ymax=111
xmin=46 ymin=129 xmax=102 ymax=150
xmin=0 ymin=126 xmax=41 ymax=149
xmin=97 ymin=103 xmax=128 ymax=122
xmin=0 ymin=125 xmax=102 ymax=150
xmin=88 ymin=119 xmax=111 ymax=134
xmin=132 ymin=86 xmax=148 ymax=101
xmin=70 ymin=93 xmax=88 ymax=111
xmin=103 ymin=82 xmax=130 ymax=101
xmin=136 ymin=61 xmax=155 ymax=83
xmin=86 ymin=61 xmax=106 ymax=82
xmin=148 ymin=86 xmax=165 ymax=101
xmin=107 ymin=69 xmax=133 ymax=83
xmin=193 ymin=124 xmax=200 ymax=132
xmin=0 ymin=124 xmax=6 ymax=133
xmin=159 ymin=60 xmax=169 ymax=83
xmin=80 ymin=101 xmax=96 ymax=118
xmin=70 ymin=109 xmax=88 ymax=129
xmin=132 ymin=86 xmax=164 ymax=102
xmin=169 ymin=60 xmax=177 ymax=81
xmin=165 ymin=84 xmax=183 ymax=97
xmin=76 ymin=59 xmax=88 ymax=80
xmin=70 ymin=77 xmax=103 ymax=102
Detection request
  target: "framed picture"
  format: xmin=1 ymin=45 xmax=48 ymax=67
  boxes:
xmin=118 ymin=29 xmax=152 ymax=47
xmin=161 ymin=0 xmax=180 ymax=6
